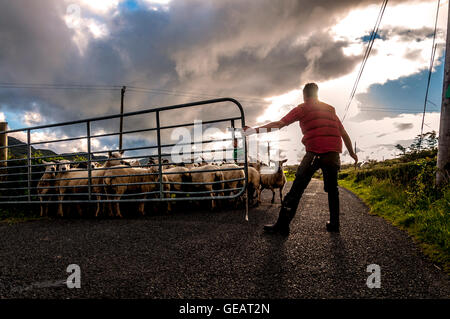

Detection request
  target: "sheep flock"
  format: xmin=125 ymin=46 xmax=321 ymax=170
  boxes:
xmin=36 ymin=151 xmax=288 ymax=218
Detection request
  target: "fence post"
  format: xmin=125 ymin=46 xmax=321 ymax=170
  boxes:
xmin=27 ymin=129 xmax=31 ymax=202
xmin=231 ymin=119 xmax=236 ymax=163
xmin=156 ymin=111 xmax=163 ymax=199
xmin=0 ymin=122 xmax=7 ymax=182
xmin=119 ymin=86 xmax=126 ymax=151
xmin=87 ymin=121 xmax=92 ymax=201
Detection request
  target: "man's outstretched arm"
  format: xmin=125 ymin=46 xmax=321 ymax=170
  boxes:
xmin=341 ymin=127 xmax=358 ymax=164
xmin=243 ymin=120 xmax=286 ymax=135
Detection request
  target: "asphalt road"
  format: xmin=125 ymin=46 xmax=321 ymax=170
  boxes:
xmin=0 ymin=180 xmax=448 ymax=298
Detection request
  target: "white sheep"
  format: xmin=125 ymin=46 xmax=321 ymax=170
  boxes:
xmin=37 ymin=161 xmax=57 ymax=217
xmin=189 ymin=164 xmax=224 ymax=210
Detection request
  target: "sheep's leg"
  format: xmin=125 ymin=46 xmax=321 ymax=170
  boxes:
xmin=164 ymin=191 xmax=172 ymax=213
xmin=105 ymin=192 xmax=114 ymax=218
xmin=209 ymin=186 xmax=216 ymax=210
xmin=257 ymin=186 xmax=261 ymax=203
xmin=77 ymin=204 xmax=83 ymax=217
xmin=95 ymin=198 xmax=101 ymax=217
xmin=114 ymin=186 xmax=127 ymax=218
xmin=271 ymin=187 xmax=275 ymax=204
xmin=39 ymin=197 xmax=45 ymax=217
xmin=105 ymin=195 xmax=115 ymax=217
xmin=57 ymin=190 xmax=64 ymax=217
xmin=211 ymin=195 xmax=215 ymax=210
xmin=138 ymin=196 xmax=146 ymax=216
xmin=44 ymin=201 xmax=49 ymax=216
xmin=114 ymin=197 xmax=122 ymax=218
xmin=279 ymin=188 xmax=283 ymax=203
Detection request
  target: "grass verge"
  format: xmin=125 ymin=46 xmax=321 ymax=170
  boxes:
xmin=339 ymin=176 xmax=449 ymax=274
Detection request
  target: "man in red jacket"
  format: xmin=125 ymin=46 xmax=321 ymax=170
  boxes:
xmin=244 ymin=83 xmax=358 ymax=235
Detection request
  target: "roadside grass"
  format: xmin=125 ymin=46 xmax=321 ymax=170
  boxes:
xmin=339 ymin=163 xmax=449 ymax=274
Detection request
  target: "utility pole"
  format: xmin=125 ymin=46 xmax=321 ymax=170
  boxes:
xmin=437 ymin=3 xmax=450 ymax=186
xmin=267 ymin=142 xmax=270 ymax=165
xmin=119 ymin=86 xmax=126 ymax=151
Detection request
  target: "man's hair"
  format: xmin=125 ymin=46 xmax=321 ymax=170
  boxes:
xmin=303 ymin=83 xmax=318 ymax=98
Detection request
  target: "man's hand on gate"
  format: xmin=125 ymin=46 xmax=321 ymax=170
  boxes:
xmin=350 ymin=152 xmax=358 ymax=165
xmin=243 ymin=126 xmax=257 ymax=136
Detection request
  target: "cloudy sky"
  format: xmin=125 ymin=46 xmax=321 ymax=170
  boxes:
xmin=0 ymin=0 xmax=447 ymax=164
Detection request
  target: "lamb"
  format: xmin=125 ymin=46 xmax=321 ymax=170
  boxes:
xmin=37 ymin=161 xmax=57 ymax=217
xmin=189 ymin=164 xmax=224 ymax=210
xmin=259 ymin=159 xmax=288 ymax=204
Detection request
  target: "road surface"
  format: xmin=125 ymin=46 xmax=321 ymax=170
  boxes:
xmin=0 ymin=180 xmax=448 ymax=298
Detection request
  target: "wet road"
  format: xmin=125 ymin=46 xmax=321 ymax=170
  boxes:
xmin=0 ymin=180 xmax=448 ymax=298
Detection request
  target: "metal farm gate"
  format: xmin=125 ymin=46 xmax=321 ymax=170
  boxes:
xmin=0 ymin=98 xmax=249 ymax=217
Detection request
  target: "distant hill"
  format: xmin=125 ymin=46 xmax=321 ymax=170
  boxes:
xmin=7 ymin=136 xmax=57 ymax=159
xmin=7 ymin=136 xmax=107 ymax=161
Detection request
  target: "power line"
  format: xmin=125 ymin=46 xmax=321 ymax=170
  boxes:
xmin=342 ymin=0 xmax=388 ymax=122
xmin=127 ymin=86 xmax=269 ymax=105
xmin=419 ymin=0 xmax=441 ymax=148
xmin=127 ymin=85 xmax=268 ymax=104
xmin=0 ymin=82 xmax=120 ymax=91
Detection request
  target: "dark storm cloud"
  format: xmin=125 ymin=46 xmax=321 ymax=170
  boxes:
xmin=0 ymin=0 xmax=419 ymax=143
xmin=394 ymin=122 xmax=414 ymax=131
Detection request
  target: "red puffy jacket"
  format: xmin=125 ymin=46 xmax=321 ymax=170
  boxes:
xmin=280 ymin=99 xmax=344 ymax=154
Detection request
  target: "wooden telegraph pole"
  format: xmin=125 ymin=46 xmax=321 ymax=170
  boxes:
xmin=437 ymin=3 xmax=450 ymax=185
xmin=119 ymin=86 xmax=126 ymax=151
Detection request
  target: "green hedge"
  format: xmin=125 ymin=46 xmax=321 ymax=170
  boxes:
xmin=340 ymin=158 xmax=437 ymax=187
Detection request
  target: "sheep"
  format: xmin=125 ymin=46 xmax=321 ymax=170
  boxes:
xmin=71 ymin=161 xmax=100 ymax=170
xmin=181 ymin=162 xmax=199 ymax=169
xmin=189 ymin=164 xmax=224 ymax=210
xmin=249 ymin=160 xmax=264 ymax=172
xmin=103 ymin=166 xmax=171 ymax=217
xmin=163 ymin=166 xmax=191 ymax=193
xmin=219 ymin=163 xmax=245 ymax=206
xmin=57 ymin=160 xmax=72 ymax=173
xmin=129 ymin=159 xmax=141 ymax=167
xmin=55 ymin=151 xmax=127 ymax=217
xmin=55 ymin=169 xmax=87 ymax=217
xmin=37 ymin=161 xmax=57 ymax=217
xmin=259 ymin=159 xmax=288 ymax=204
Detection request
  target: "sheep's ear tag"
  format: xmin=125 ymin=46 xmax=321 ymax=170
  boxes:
xmin=446 ymin=85 xmax=450 ymax=98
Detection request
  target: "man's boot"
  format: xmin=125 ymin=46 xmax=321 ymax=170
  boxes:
xmin=264 ymin=205 xmax=296 ymax=236
xmin=326 ymin=190 xmax=339 ymax=232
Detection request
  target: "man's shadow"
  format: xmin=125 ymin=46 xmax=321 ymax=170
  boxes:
xmin=327 ymin=233 xmax=353 ymax=295
xmin=253 ymin=233 xmax=288 ymax=298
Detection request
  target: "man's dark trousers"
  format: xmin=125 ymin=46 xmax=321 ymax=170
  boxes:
xmin=282 ymin=151 xmax=341 ymax=227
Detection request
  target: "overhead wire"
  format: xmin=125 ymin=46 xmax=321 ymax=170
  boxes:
xmin=419 ymin=0 xmax=441 ymax=149
xmin=342 ymin=0 xmax=388 ymax=122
